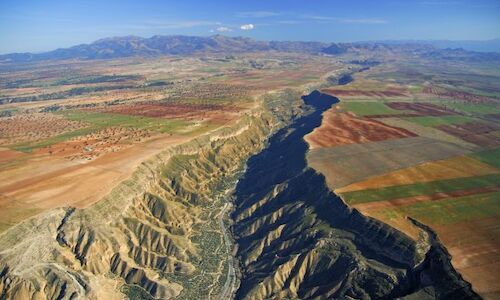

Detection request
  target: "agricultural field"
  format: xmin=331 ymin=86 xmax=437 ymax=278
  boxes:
xmin=307 ymin=56 xmax=500 ymax=298
xmin=0 ymin=52 xmax=344 ymax=233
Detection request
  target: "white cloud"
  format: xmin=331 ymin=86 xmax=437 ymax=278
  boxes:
xmin=216 ymin=26 xmax=232 ymax=32
xmin=240 ymin=24 xmax=255 ymax=30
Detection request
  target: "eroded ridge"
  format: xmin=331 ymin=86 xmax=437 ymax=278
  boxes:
xmin=0 ymin=96 xmax=283 ymax=299
xmin=230 ymin=91 xmax=479 ymax=299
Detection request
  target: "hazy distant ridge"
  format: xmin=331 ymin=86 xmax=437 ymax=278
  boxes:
xmin=0 ymin=35 xmax=342 ymax=62
xmin=1 ymin=35 xmax=499 ymax=63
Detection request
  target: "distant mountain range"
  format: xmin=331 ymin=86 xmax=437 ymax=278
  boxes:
xmin=0 ymin=35 xmax=345 ymax=62
xmin=1 ymin=35 xmax=499 ymax=63
xmin=373 ymin=39 xmax=500 ymax=53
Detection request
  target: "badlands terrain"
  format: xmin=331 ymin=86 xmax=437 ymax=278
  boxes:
xmin=0 ymin=35 xmax=499 ymax=299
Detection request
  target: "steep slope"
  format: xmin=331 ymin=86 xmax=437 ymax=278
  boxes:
xmin=0 ymin=91 xmax=296 ymax=299
xmin=231 ymin=91 xmax=479 ymax=299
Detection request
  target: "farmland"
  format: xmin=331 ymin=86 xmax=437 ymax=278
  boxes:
xmin=0 ymin=51 xmax=343 ymax=233
xmin=307 ymin=55 xmax=500 ymax=298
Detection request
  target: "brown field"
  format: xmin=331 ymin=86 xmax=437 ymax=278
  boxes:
xmin=385 ymin=102 xmax=459 ymax=116
xmin=305 ymin=110 xmax=416 ymax=149
xmin=0 ymin=133 xmax=190 ymax=231
xmin=0 ymin=113 xmax=87 ymax=145
xmin=434 ymin=217 xmax=500 ymax=299
xmin=322 ymin=87 xmax=407 ymax=98
xmin=307 ymin=136 xmax=472 ymax=189
xmin=35 ymin=126 xmax=156 ymax=160
xmin=423 ymin=85 xmax=495 ymax=103
xmin=378 ymin=117 xmax=480 ymax=149
xmin=337 ymin=155 xmax=499 ymax=193
xmin=437 ymin=122 xmax=500 ymax=147
xmin=89 ymin=102 xmax=242 ymax=124
xmin=0 ymin=148 xmax=27 ymax=163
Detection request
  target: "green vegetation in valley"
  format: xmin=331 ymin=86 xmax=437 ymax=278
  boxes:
xmin=342 ymin=102 xmax=403 ymax=116
xmin=121 ymin=285 xmax=154 ymax=300
xmin=469 ymin=147 xmax=500 ymax=169
xmin=403 ymin=115 xmax=480 ymax=127
xmin=342 ymin=173 xmax=500 ymax=205
xmin=381 ymin=192 xmax=500 ymax=225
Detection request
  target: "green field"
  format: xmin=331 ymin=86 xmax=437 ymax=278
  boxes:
xmin=10 ymin=111 xmax=191 ymax=152
xmin=381 ymin=191 xmax=500 ymax=225
xmin=469 ymin=147 xmax=500 ymax=168
xmin=341 ymin=102 xmax=403 ymax=116
xmin=341 ymin=173 xmax=500 ymax=205
xmin=403 ymin=115 xmax=480 ymax=127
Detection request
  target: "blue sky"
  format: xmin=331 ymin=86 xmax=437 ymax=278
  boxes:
xmin=1 ymin=0 xmax=499 ymax=54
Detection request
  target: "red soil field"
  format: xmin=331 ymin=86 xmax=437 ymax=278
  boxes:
xmin=305 ymin=110 xmax=416 ymax=149
xmin=386 ymin=102 xmax=459 ymax=116
xmin=437 ymin=122 xmax=500 ymax=147
xmin=0 ymin=148 xmax=27 ymax=164
xmin=322 ymin=87 xmax=407 ymax=98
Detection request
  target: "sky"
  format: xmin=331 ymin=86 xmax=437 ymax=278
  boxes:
xmin=1 ymin=0 xmax=499 ymax=54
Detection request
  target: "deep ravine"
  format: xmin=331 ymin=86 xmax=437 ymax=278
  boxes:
xmin=230 ymin=90 xmax=480 ymax=299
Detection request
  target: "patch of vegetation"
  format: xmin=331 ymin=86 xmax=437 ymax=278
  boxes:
xmin=0 ymin=108 xmax=18 ymax=117
xmin=382 ymin=191 xmax=500 ymax=225
xmin=341 ymin=102 xmax=403 ymax=116
xmin=144 ymin=80 xmax=173 ymax=87
xmin=54 ymin=74 xmax=141 ymax=85
xmin=469 ymin=147 xmax=500 ymax=169
xmin=121 ymin=285 xmax=154 ymax=300
xmin=403 ymin=115 xmax=480 ymax=127
xmin=342 ymin=173 xmax=500 ymax=204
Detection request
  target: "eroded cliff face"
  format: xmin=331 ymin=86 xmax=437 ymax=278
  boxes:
xmin=230 ymin=91 xmax=479 ymax=299
xmin=0 ymin=90 xmax=299 ymax=300
xmin=0 ymin=90 xmax=479 ymax=300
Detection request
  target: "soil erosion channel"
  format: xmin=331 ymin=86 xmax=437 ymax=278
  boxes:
xmin=229 ymin=90 xmax=480 ymax=299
